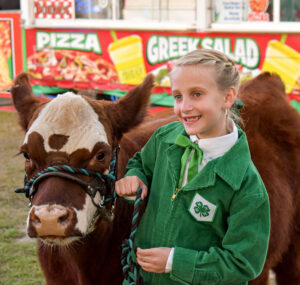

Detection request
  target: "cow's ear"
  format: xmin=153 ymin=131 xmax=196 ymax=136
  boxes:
xmin=106 ymin=74 xmax=154 ymax=141
xmin=11 ymin=73 xmax=41 ymax=131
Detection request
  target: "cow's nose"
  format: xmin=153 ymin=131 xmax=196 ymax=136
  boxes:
xmin=28 ymin=205 xmax=74 ymax=237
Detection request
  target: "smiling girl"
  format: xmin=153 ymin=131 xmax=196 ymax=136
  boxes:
xmin=116 ymin=49 xmax=270 ymax=285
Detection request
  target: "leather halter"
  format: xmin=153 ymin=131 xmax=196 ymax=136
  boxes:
xmin=15 ymin=147 xmax=120 ymax=210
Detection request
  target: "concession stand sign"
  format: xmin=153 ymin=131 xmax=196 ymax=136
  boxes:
xmin=24 ymin=29 xmax=300 ymax=95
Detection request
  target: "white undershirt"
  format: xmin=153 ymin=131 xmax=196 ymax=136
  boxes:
xmin=165 ymin=122 xmax=239 ymax=273
xmin=191 ymin=123 xmax=239 ymax=172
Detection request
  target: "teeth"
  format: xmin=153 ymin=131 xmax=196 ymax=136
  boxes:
xmin=184 ymin=116 xmax=200 ymax=122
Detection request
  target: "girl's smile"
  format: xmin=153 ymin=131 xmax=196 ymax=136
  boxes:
xmin=182 ymin=115 xmax=201 ymax=124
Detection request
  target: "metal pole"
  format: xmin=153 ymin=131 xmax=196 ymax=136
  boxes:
xmin=273 ymin=0 xmax=280 ymax=22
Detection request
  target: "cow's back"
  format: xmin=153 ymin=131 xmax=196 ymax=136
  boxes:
xmin=240 ymin=72 xmax=300 ymax=284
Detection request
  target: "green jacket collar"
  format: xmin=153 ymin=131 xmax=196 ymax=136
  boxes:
xmin=214 ymin=128 xmax=251 ymax=191
xmin=161 ymin=122 xmax=251 ymax=191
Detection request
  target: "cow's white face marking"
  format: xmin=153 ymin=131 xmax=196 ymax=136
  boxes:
xmin=74 ymin=192 xmax=102 ymax=234
xmin=24 ymin=92 xmax=108 ymax=153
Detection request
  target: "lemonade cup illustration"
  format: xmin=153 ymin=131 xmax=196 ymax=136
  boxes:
xmin=262 ymin=37 xmax=300 ymax=93
xmin=108 ymin=34 xmax=146 ymax=85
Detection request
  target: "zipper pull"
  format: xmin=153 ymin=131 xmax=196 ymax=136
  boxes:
xmin=171 ymin=188 xmax=180 ymax=201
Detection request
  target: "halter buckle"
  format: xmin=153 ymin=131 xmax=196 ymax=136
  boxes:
xmin=98 ymin=198 xmax=105 ymax=208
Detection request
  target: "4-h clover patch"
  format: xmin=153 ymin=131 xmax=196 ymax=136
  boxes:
xmin=189 ymin=193 xmax=217 ymax=222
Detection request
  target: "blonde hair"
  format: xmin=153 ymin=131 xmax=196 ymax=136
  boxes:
xmin=171 ymin=49 xmax=242 ymax=125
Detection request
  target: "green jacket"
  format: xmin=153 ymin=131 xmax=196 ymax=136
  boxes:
xmin=125 ymin=121 xmax=270 ymax=285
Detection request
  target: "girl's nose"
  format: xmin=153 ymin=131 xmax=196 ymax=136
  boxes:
xmin=181 ymin=97 xmax=193 ymax=113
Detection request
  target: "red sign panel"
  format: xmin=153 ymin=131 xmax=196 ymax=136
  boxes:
xmin=24 ymin=29 xmax=300 ymax=94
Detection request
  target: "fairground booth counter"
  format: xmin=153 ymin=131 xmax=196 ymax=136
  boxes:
xmin=1 ymin=0 xmax=300 ymax=112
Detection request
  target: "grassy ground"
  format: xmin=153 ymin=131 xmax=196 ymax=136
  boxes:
xmin=0 ymin=111 xmax=44 ymax=284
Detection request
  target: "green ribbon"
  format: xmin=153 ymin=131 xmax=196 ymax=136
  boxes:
xmin=174 ymin=135 xmax=203 ymax=187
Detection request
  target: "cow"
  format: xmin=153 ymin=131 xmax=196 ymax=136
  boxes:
xmin=239 ymin=73 xmax=300 ymax=285
xmin=11 ymin=73 xmax=161 ymax=285
xmin=11 ymin=72 xmax=300 ymax=285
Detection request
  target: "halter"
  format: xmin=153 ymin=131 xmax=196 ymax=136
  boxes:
xmin=15 ymin=147 xmax=120 ymax=210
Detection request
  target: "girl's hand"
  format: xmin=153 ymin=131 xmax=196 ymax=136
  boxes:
xmin=115 ymin=176 xmax=148 ymax=200
xmin=136 ymin=247 xmax=171 ymax=273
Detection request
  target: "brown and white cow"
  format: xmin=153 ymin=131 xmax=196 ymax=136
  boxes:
xmin=11 ymin=73 xmax=161 ymax=285
xmin=11 ymin=72 xmax=300 ymax=285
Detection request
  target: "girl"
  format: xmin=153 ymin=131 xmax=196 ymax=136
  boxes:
xmin=116 ymin=49 xmax=270 ymax=285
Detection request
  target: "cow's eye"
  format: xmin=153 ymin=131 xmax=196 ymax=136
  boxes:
xmin=96 ymin=152 xmax=105 ymax=161
xmin=23 ymin=152 xmax=30 ymax=161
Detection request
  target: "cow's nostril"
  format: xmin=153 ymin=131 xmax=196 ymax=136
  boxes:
xmin=32 ymin=215 xmax=41 ymax=226
xmin=58 ymin=213 xmax=70 ymax=224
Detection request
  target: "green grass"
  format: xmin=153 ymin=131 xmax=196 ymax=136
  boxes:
xmin=0 ymin=112 xmax=44 ymax=284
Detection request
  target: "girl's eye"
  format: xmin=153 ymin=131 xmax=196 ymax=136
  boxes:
xmin=23 ymin=152 xmax=30 ymax=161
xmin=194 ymin=92 xmax=202 ymax=97
xmin=96 ymin=153 xmax=105 ymax=161
xmin=173 ymin=94 xmax=182 ymax=100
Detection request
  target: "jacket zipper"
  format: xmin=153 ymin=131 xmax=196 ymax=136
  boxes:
xmin=171 ymin=188 xmax=180 ymax=201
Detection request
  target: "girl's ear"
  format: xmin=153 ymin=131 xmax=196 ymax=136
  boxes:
xmin=224 ymin=87 xmax=237 ymax=109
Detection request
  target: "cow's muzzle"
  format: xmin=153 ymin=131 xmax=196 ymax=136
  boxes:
xmin=28 ymin=204 xmax=78 ymax=238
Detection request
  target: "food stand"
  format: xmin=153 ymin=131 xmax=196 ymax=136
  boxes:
xmin=15 ymin=0 xmax=300 ymax=110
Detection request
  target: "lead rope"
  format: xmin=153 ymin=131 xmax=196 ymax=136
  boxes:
xmin=121 ymin=186 xmax=144 ymax=285
xmin=109 ymin=147 xmax=145 ymax=283
xmin=104 ymin=146 xmax=120 ymax=209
